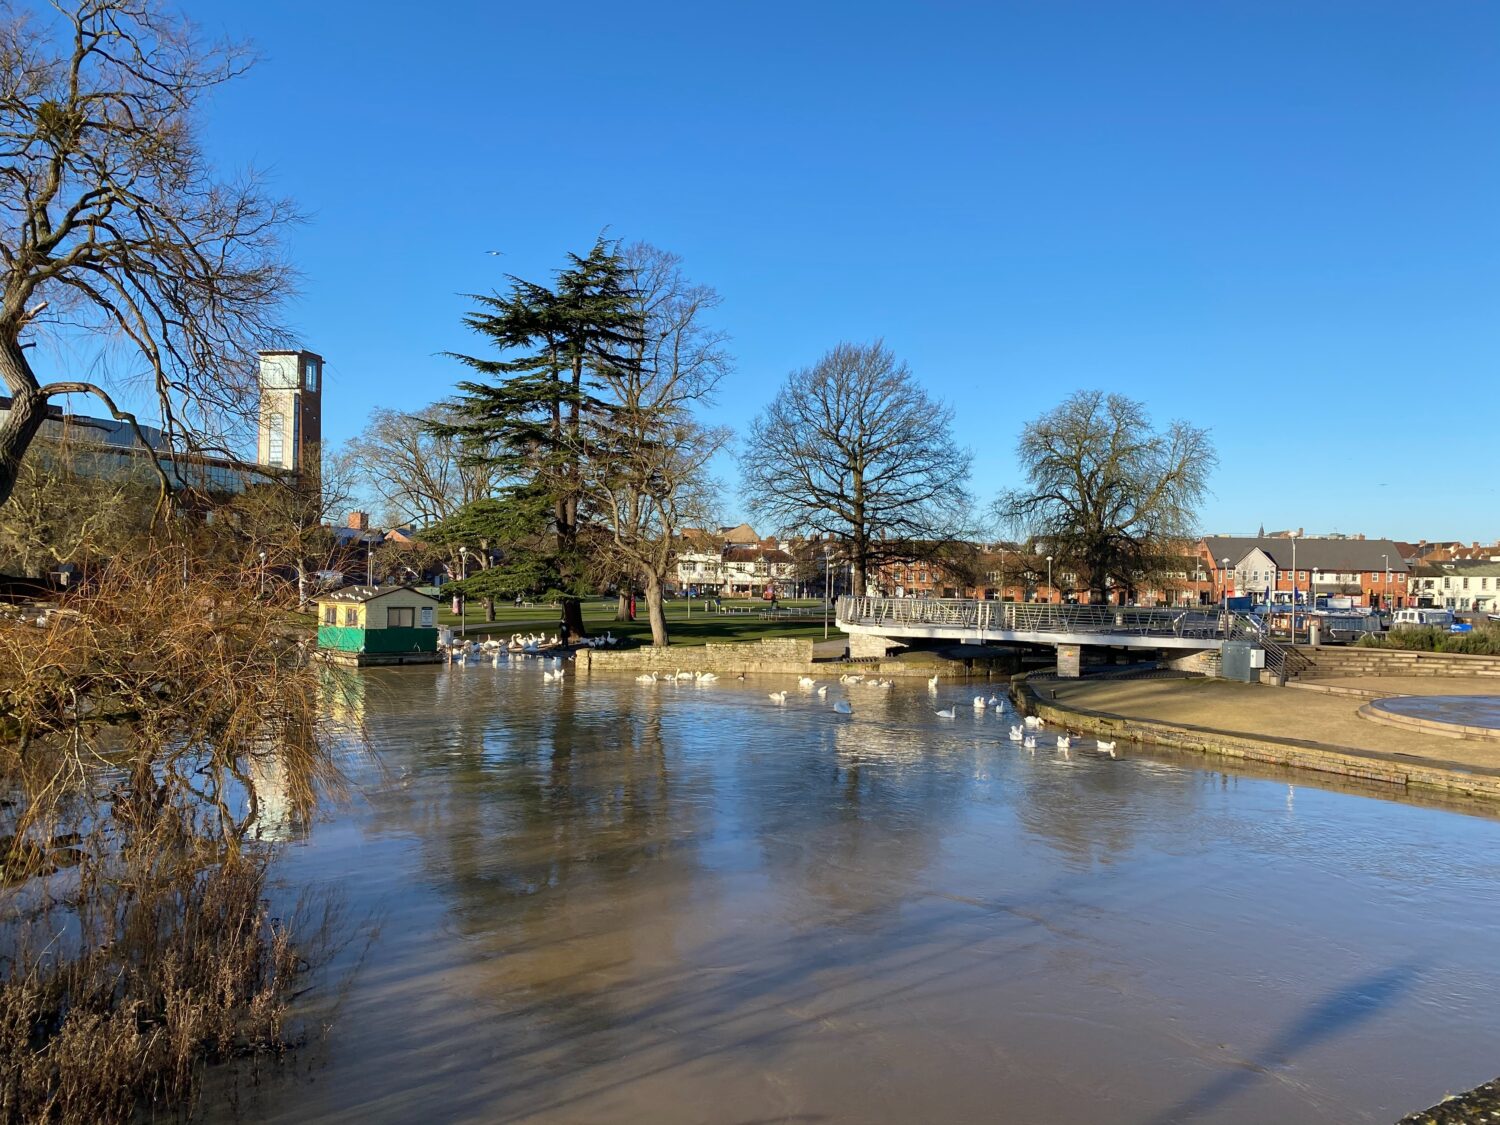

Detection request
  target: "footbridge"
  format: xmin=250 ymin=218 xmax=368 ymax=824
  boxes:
xmin=836 ymin=596 xmax=1283 ymax=677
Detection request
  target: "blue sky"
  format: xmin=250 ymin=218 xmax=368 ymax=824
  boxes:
xmin=170 ymin=0 xmax=1498 ymax=539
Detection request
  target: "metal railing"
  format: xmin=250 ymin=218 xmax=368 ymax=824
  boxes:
xmin=838 ymin=596 xmax=1239 ymax=639
xmin=838 ymin=596 xmax=1286 ymax=673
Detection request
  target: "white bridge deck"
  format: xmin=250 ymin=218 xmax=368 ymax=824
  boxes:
xmin=836 ymin=596 xmax=1264 ymax=651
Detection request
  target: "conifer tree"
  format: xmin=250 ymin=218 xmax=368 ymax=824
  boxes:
xmin=437 ymin=239 xmax=643 ymax=642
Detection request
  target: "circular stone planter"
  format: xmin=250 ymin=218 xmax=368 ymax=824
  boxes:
xmin=1359 ymin=695 xmax=1500 ymax=743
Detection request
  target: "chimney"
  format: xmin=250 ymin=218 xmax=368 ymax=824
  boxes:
xmin=347 ymin=511 xmax=369 ymax=531
xmin=1297 ymin=527 xmax=1304 ymax=537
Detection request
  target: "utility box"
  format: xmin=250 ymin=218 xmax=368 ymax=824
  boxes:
xmin=1220 ymin=640 xmax=1261 ymax=683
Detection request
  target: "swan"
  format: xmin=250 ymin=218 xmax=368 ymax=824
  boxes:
xmin=1023 ymin=734 xmax=1037 ymax=750
xmin=833 ymin=700 xmax=853 ymax=714
xmin=1008 ymin=725 xmax=1023 ymax=742
xmin=1096 ymin=740 xmax=1117 ymax=757
xmin=1056 ymin=735 xmax=1071 ymax=751
xmin=798 ymin=676 xmax=817 ymax=689
xmin=817 ymin=685 xmax=828 ymax=698
xmin=676 ymin=670 xmax=694 ymax=681
xmin=769 ymin=691 xmax=788 ymax=704
xmin=928 ymin=674 xmax=940 ymax=692
xmin=988 ymin=695 xmax=1000 ymax=707
xmin=973 ymin=696 xmax=986 ymax=711
xmin=934 ymin=707 xmax=956 ymax=719
xmin=635 ymin=673 xmax=656 ymax=683
xmin=1023 ymin=716 xmax=1043 ymax=730
xmin=697 ymin=672 xmax=718 ymax=682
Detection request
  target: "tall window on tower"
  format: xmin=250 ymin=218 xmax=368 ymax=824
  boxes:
xmin=305 ymin=360 xmax=319 ymax=392
xmin=267 ymin=412 xmax=285 ymax=463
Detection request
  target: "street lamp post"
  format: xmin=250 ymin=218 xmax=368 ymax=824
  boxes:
xmin=1290 ymin=535 xmax=1298 ymax=643
xmin=1046 ymin=555 xmax=1053 ymax=604
xmin=1220 ymin=557 xmax=1231 ymax=622
xmin=1382 ymin=553 xmax=1391 ymax=614
xmin=823 ymin=547 xmax=832 ymax=640
xmin=258 ymin=549 xmax=267 ymax=598
xmin=459 ymin=546 xmax=469 ymax=637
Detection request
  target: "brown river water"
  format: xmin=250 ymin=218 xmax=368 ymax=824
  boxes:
xmin=214 ymin=662 xmax=1500 ymax=1124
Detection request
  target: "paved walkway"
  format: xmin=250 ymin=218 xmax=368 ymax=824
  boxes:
xmin=1046 ymin=676 xmax=1500 ymax=774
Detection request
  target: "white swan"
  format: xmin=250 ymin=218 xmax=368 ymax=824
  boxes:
xmin=1096 ymin=740 xmax=1117 ymax=757
xmin=1023 ymin=715 xmax=1043 ymax=730
xmin=928 ymin=674 xmax=940 ymax=692
xmin=769 ymin=691 xmax=788 ymax=704
xmin=635 ymin=673 xmax=656 ymax=683
xmin=1056 ymin=734 xmax=1070 ymax=751
xmin=1023 ymin=734 xmax=1037 ymax=749
xmin=816 ymin=685 xmax=828 ymax=698
xmin=798 ymin=676 xmax=817 ymax=689
xmin=973 ymin=696 xmax=986 ymax=711
xmin=697 ymin=672 xmax=718 ymax=682
xmin=934 ymin=707 xmax=956 ymax=719
xmin=833 ymin=700 xmax=853 ymax=714
xmin=1008 ymin=725 xmax=1024 ymax=742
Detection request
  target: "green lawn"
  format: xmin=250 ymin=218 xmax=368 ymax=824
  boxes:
xmin=436 ymin=597 xmax=844 ymax=647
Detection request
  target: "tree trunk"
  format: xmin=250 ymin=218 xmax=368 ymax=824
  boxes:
xmin=484 ymin=597 xmax=495 ymax=622
xmin=561 ymin=596 xmax=585 ymax=643
xmin=0 ymin=382 xmax=46 ymax=509
xmin=644 ymin=576 xmax=668 ymax=647
xmin=615 ymin=591 xmax=631 ymax=620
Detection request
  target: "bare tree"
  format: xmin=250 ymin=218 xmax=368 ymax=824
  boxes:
xmin=0 ymin=0 xmax=298 ymax=508
xmin=230 ymin=444 xmax=358 ymax=608
xmin=347 ymin=406 xmax=495 ymax=529
xmin=740 ymin=341 xmax=972 ymax=597
xmin=585 ymin=243 xmax=731 ymax=645
xmin=0 ymin=431 xmax=155 ymax=575
xmin=996 ymin=390 xmax=1216 ymax=604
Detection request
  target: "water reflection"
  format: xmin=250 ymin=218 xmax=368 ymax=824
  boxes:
xmin=226 ymin=665 xmax=1500 ymax=1125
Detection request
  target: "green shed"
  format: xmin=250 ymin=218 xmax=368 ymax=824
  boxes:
xmin=315 ymin=585 xmax=442 ymax=665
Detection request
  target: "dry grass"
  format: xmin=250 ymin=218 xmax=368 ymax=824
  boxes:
xmin=0 ymin=546 xmax=349 ymax=1123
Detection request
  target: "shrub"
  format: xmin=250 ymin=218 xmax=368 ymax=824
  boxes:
xmin=0 ymin=548 xmax=346 ymax=1123
xmin=1358 ymin=623 xmax=1500 ymax=656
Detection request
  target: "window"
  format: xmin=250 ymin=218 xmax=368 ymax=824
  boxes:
xmin=420 ymin=607 xmax=434 ymax=628
xmin=1463 ymin=577 xmax=1471 ymax=590
xmin=343 ymin=607 xmax=359 ymax=626
xmin=266 ymin=412 xmax=284 ymax=463
xmin=323 ymin=606 xmax=336 ymax=625
xmin=305 ymin=360 xmax=319 ymax=392
xmin=387 ymin=606 xmax=415 ymax=628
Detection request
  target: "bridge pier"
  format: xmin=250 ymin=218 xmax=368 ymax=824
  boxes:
xmin=848 ymin=632 xmax=903 ymax=660
xmin=1056 ymin=644 xmax=1082 ymax=678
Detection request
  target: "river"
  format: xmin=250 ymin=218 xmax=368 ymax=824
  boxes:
xmin=220 ymin=662 xmax=1500 ymax=1124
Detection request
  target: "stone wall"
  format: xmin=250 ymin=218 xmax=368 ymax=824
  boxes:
xmin=580 ymin=638 xmax=1010 ymax=679
xmin=1296 ymin=647 xmax=1500 ymax=679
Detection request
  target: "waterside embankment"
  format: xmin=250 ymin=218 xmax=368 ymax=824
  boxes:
xmin=1009 ymin=672 xmax=1500 ymax=802
xmin=578 ymin=637 xmax=1022 ymax=679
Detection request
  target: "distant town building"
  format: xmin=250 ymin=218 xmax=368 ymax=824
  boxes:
xmin=0 ymin=348 xmax=324 ymax=498
xmin=1408 ymin=560 xmax=1500 ymax=611
xmin=1199 ymin=534 xmax=1409 ymax=608
xmin=255 ymin=350 xmax=324 ymax=475
xmin=673 ymin=526 xmax=797 ymax=596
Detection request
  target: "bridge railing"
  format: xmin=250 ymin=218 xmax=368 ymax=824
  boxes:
xmin=837 ymin=596 xmax=1261 ymax=643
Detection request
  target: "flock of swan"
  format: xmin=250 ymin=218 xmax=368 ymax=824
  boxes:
xmin=440 ymin=644 xmax=1119 ymax=758
xmin=439 ymin=631 xmax=618 ymax=662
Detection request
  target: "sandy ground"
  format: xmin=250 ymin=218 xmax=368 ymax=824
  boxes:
xmin=1047 ymin=676 xmax=1500 ymax=774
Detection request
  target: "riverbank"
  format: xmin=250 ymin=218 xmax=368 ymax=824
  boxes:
xmin=1010 ymin=672 xmax=1500 ymax=801
xmin=1398 ymin=1076 xmax=1500 ymax=1123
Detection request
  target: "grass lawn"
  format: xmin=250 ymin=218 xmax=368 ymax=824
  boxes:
xmin=436 ymin=597 xmax=844 ymax=647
